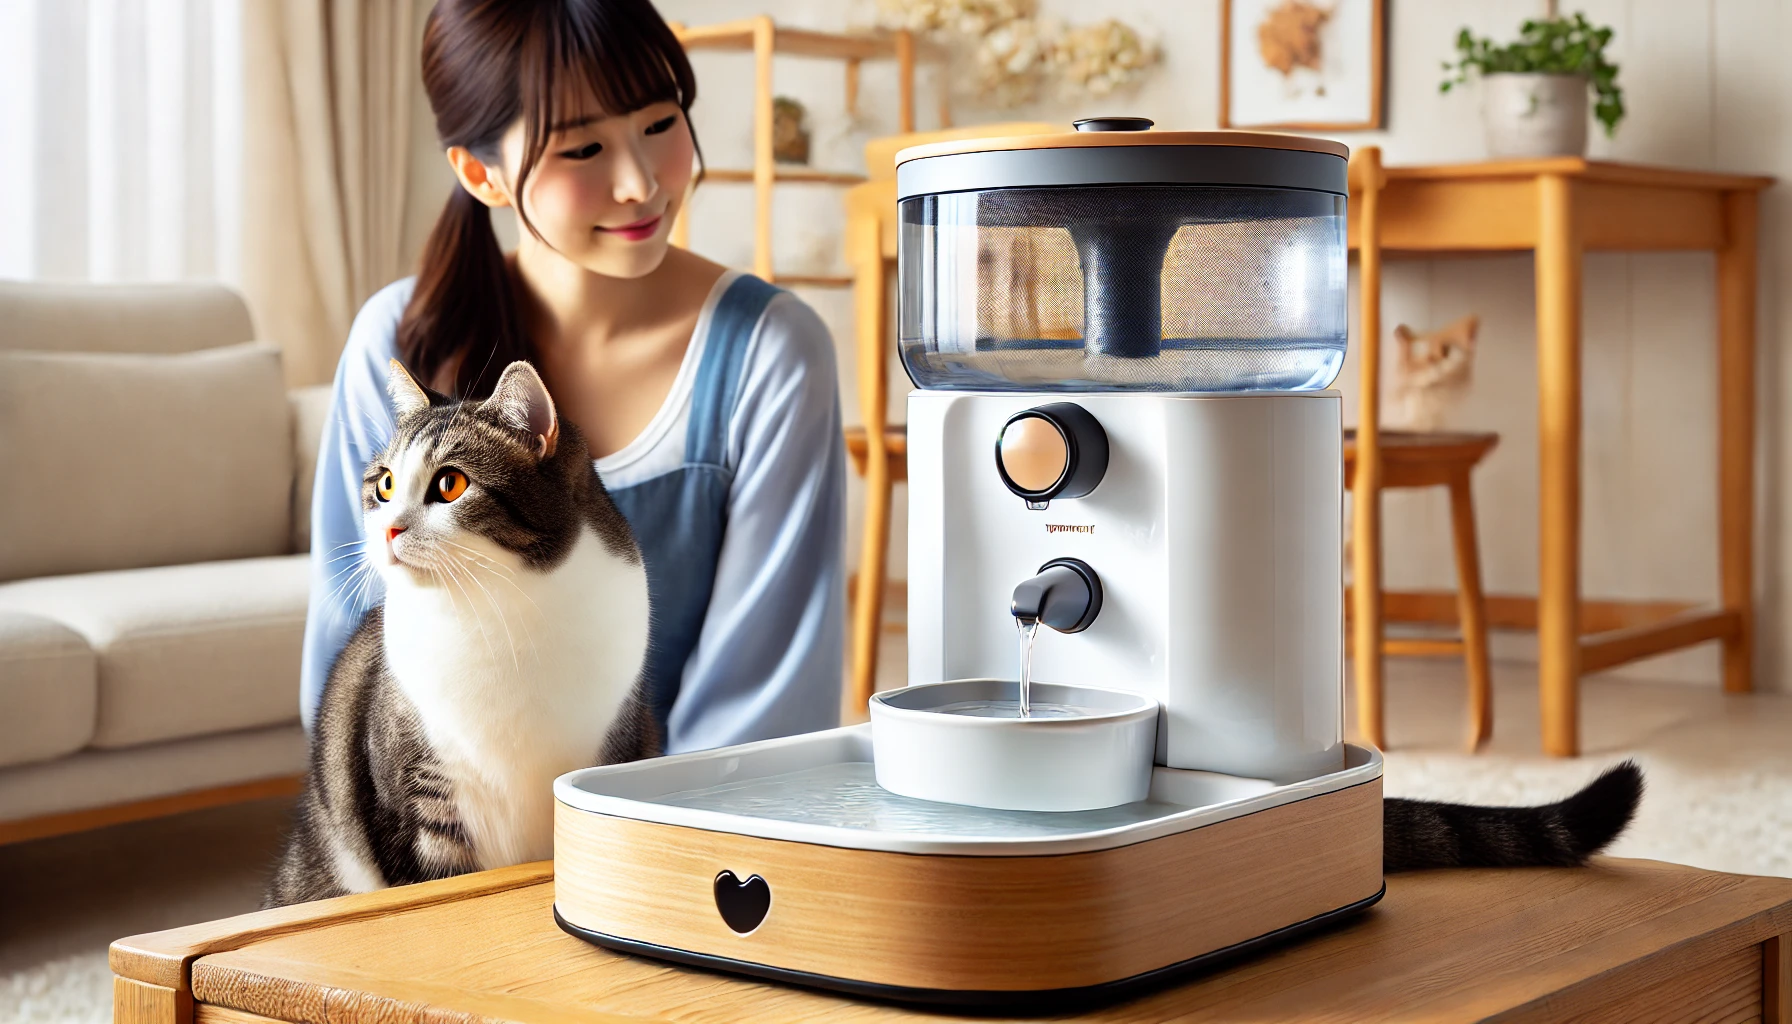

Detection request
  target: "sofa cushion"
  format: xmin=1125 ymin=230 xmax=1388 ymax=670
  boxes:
xmin=0 ymin=342 xmax=294 ymax=582
xmin=0 ymin=724 xmax=307 ymax=825
xmin=290 ymin=384 xmax=333 ymax=555
xmin=0 ymin=556 xmax=309 ymax=748
xmin=0 ymin=280 xmax=254 ymax=355
xmin=0 ymin=610 xmax=97 ymax=768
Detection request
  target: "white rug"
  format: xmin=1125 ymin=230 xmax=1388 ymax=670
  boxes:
xmin=0 ymin=953 xmax=111 ymax=1024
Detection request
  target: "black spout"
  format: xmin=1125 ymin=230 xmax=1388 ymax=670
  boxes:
xmin=1010 ymin=558 xmax=1104 ymax=634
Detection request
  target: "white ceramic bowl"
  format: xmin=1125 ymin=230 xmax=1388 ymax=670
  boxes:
xmin=869 ymin=679 xmax=1160 ymax=811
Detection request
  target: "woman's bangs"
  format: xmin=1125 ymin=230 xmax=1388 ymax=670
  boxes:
xmin=532 ymin=0 xmax=692 ymax=138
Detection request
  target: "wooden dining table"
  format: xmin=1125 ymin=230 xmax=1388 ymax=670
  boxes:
xmin=1351 ymin=156 xmax=1774 ymax=757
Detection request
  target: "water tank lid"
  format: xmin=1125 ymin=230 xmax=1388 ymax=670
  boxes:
xmin=894 ymin=123 xmax=1349 ymax=201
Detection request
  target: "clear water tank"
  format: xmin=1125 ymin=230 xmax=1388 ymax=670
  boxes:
xmin=895 ymin=118 xmax=1349 ymax=393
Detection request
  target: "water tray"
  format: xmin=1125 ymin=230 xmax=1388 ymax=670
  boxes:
xmin=552 ymin=727 xmax=1386 ymax=1005
xmin=554 ymin=725 xmax=1380 ymax=856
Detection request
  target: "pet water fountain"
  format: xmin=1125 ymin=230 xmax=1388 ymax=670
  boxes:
xmin=554 ymin=119 xmax=1383 ymax=1007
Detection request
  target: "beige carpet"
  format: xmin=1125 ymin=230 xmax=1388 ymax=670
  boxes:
xmin=4 ymin=660 xmax=1789 ymax=1024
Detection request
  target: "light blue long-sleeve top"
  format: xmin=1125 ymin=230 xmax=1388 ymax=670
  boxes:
xmin=300 ymin=271 xmax=847 ymax=752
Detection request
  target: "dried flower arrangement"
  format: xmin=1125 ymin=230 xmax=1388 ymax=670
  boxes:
xmin=879 ymin=0 xmax=1158 ymax=108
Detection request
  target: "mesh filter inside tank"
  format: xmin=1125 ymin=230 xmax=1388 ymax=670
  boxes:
xmin=899 ymin=186 xmax=1348 ymax=392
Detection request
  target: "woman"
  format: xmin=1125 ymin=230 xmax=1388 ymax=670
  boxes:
xmin=301 ymin=0 xmax=845 ymax=752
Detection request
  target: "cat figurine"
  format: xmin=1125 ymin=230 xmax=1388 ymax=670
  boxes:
xmin=265 ymin=360 xmax=654 ymax=908
xmin=1392 ymin=314 xmax=1478 ymax=431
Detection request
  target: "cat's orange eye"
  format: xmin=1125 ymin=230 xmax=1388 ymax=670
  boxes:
xmin=376 ymin=470 xmax=394 ymax=502
xmin=434 ymin=469 xmax=468 ymax=503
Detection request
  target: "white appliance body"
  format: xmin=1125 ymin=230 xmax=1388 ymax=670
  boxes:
xmin=907 ymin=389 xmax=1344 ymax=782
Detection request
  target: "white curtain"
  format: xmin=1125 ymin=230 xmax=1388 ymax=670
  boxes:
xmin=241 ymin=0 xmax=416 ymax=386
xmin=0 ymin=0 xmax=243 ymax=283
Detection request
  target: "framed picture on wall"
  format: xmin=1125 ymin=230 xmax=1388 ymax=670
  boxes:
xmin=1221 ymin=0 xmax=1385 ymax=131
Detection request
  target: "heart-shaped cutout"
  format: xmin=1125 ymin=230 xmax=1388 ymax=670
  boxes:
xmin=713 ymin=870 xmax=772 ymax=934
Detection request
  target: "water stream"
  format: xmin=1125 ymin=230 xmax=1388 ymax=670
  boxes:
xmin=1017 ymin=616 xmax=1040 ymax=717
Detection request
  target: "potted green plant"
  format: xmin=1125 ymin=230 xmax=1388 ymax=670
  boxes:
xmin=1440 ymin=12 xmax=1624 ymax=159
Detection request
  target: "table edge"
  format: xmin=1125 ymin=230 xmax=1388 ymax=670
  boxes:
xmin=109 ymin=861 xmax=554 ymax=990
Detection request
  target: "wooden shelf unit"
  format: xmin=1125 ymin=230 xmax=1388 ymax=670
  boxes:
xmin=702 ymin=167 xmax=868 ymax=186
xmin=670 ymin=17 xmax=944 ymax=290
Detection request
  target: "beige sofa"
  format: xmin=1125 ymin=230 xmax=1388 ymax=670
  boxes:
xmin=0 ymin=281 xmax=329 ymax=843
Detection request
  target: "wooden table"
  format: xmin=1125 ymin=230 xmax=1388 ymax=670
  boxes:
xmin=1353 ymin=157 xmax=1775 ymax=757
xmin=113 ymin=858 xmax=1792 ymax=1023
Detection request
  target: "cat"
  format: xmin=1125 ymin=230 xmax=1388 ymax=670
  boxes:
xmin=265 ymin=359 xmax=654 ymax=908
xmin=1391 ymin=314 xmax=1478 ymax=431
xmin=1384 ymin=760 xmax=1642 ymax=872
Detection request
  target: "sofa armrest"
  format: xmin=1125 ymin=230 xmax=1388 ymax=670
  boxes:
xmin=289 ymin=385 xmax=333 ymax=555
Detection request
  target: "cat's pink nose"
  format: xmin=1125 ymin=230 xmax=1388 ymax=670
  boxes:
xmin=386 ymin=526 xmax=406 ymax=544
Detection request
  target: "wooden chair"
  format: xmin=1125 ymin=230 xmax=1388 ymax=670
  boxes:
xmin=1348 ymin=145 xmax=1499 ymax=751
xmin=841 ymin=123 xmax=1058 ymax=710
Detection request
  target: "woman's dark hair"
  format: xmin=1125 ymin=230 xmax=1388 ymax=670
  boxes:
xmin=400 ymin=0 xmax=699 ymax=398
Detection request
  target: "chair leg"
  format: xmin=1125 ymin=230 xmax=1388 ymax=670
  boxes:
xmin=850 ymin=460 xmax=892 ymax=714
xmin=1447 ymin=473 xmax=1494 ymax=750
xmin=1352 ymin=483 xmax=1387 ymax=750
xmin=847 ymin=192 xmax=893 ymax=717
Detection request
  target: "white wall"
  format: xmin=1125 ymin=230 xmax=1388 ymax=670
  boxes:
xmin=401 ymin=0 xmax=1792 ymax=692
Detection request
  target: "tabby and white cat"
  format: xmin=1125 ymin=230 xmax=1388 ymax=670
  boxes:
xmin=265 ymin=360 xmax=654 ymax=908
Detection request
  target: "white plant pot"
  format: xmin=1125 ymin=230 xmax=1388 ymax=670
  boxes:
xmin=1482 ymin=72 xmax=1589 ymax=158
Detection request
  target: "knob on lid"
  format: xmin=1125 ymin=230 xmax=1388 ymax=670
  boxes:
xmin=1073 ymin=116 xmax=1154 ymax=132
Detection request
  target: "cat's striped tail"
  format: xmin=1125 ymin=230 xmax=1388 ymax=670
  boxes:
xmin=1383 ymin=760 xmax=1643 ymax=873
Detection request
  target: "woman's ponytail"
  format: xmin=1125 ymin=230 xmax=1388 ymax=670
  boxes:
xmin=397 ymin=186 xmax=527 ymax=399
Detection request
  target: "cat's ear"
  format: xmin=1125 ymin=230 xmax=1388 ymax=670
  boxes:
xmin=387 ymin=360 xmax=431 ymax=418
xmin=483 ymin=361 xmax=559 ymax=459
xmin=1452 ymin=315 xmax=1481 ymax=344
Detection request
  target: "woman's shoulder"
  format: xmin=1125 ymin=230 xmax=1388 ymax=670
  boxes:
xmin=744 ymin=278 xmax=837 ymax=380
xmin=347 ymin=279 xmax=416 ymax=354
xmin=335 ymin=278 xmax=416 ymax=381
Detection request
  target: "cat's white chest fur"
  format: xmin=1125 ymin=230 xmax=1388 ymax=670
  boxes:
xmin=381 ymin=528 xmax=650 ymax=870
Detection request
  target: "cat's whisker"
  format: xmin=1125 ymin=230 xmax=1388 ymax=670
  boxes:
xmin=337 ymin=408 xmax=392 ymax=449
xmin=440 ymin=552 xmax=523 ymax=670
xmin=348 ymin=558 xmax=384 ymax=613
xmin=435 ymin=555 xmax=502 ymax=665
xmin=323 ymin=547 xmax=375 ymax=586
xmin=449 ymin=553 xmax=532 ymax=671
xmin=326 ymin=559 xmax=375 ymax=605
xmin=437 ymin=539 xmax=541 ymax=618
xmin=442 ymin=553 xmax=545 ymax=669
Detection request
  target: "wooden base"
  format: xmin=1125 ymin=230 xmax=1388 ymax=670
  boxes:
xmin=554 ymin=779 xmax=1383 ymax=995
xmin=0 ymin=774 xmax=303 ymax=846
xmin=558 ymin=887 xmax=1385 ymax=1009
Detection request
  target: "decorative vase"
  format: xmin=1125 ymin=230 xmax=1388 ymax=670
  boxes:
xmin=1481 ymin=72 xmax=1589 ymax=158
xmin=772 ymin=96 xmax=810 ymax=165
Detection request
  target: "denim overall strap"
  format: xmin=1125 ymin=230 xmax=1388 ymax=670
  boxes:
xmin=687 ymin=273 xmax=780 ymax=467
xmin=606 ymin=274 xmax=782 ymax=736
